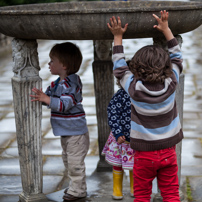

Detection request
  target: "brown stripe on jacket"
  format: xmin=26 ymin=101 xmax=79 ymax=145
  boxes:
xmin=113 ymin=66 xmax=130 ymax=80
xmin=131 ymin=102 xmax=178 ymax=129
xmin=128 ymin=73 xmax=178 ymax=104
xmin=130 ymin=129 xmax=183 ymax=151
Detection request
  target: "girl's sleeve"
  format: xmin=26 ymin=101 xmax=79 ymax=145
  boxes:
xmin=107 ymin=93 xmax=124 ymax=141
xmin=112 ymin=45 xmax=134 ymax=95
xmin=167 ymin=38 xmax=183 ymax=83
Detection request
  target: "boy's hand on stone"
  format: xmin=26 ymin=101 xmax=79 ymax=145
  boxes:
xmin=30 ymin=87 xmax=50 ymax=105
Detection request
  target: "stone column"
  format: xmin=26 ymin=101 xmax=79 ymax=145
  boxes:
xmin=92 ymin=40 xmax=114 ymax=172
xmin=11 ymin=39 xmax=48 ymax=202
xmin=153 ymin=36 xmax=185 ymax=202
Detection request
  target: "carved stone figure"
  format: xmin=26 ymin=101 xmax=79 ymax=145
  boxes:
xmin=94 ymin=40 xmax=112 ymax=61
xmin=12 ymin=39 xmax=40 ymax=77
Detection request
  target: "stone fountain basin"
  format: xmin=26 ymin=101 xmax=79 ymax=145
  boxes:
xmin=0 ymin=1 xmax=202 ymax=40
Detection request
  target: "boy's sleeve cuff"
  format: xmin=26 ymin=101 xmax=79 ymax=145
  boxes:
xmin=49 ymin=97 xmax=58 ymax=111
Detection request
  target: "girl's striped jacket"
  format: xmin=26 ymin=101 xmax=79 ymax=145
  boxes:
xmin=113 ymin=38 xmax=184 ymax=151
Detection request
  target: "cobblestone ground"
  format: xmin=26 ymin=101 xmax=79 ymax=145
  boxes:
xmin=0 ymin=25 xmax=202 ymax=202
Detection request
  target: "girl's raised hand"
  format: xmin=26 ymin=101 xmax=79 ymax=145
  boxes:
xmin=107 ymin=16 xmax=128 ymax=45
xmin=153 ymin=10 xmax=169 ymax=33
xmin=107 ymin=16 xmax=128 ymax=37
xmin=153 ymin=10 xmax=174 ymax=41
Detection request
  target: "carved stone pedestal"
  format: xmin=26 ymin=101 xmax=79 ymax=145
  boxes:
xmin=93 ymin=60 xmax=114 ymax=172
xmin=93 ymin=40 xmax=114 ymax=172
xmin=11 ymin=38 xmax=47 ymax=202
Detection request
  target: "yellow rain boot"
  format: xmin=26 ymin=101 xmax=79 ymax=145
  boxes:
xmin=112 ymin=169 xmax=123 ymax=200
xmin=129 ymin=170 xmax=134 ymax=197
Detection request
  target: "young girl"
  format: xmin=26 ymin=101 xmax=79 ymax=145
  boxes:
xmin=102 ymin=78 xmax=135 ymax=199
xmin=108 ymin=10 xmax=183 ymax=202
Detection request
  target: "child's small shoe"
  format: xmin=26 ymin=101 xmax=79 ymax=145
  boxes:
xmin=63 ymin=193 xmax=85 ymax=201
xmin=64 ymin=188 xmax=68 ymax=194
xmin=112 ymin=194 xmax=123 ymax=200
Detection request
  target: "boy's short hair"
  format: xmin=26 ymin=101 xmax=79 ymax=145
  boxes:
xmin=49 ymin=42 xmax=82 ymax=75
xmin=129 ymin=45 xmax=172 ymax=83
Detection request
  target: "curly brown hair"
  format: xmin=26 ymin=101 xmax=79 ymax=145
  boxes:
xmin=49 ymin=42 xmax=82 ymax=75
xmin=129 ymin=45 xmax=172 ymax=83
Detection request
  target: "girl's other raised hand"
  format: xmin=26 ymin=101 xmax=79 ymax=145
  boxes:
xmin=153 ymin=10 xmax=174 ymax=41
xmin=153 ymin=10 xmax=169 ymax=33
xmin=107 ymin=16 xmax=128 ymax=46
xmin=107 ymin=16 xmax=128 ymax=37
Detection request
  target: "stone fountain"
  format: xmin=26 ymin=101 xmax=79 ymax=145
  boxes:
xmin=0 ymin=1 xmax=202 ymax=202
xmin=0 ymin=1 xmax=202 ymax=40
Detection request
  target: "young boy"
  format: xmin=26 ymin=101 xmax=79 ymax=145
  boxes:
xmin=30 ymin=42 xmax=89 ymax=201
xmin=107 ymin=10 xmax=183 ymax=202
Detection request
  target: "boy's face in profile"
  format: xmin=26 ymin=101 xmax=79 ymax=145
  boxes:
xmin=48 ymin=55 xmax=67 ymax=76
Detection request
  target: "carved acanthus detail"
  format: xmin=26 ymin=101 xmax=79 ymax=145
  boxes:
xmin=94 ymin=40 xmax=112 ymax=61
xmin=12 ymin=38 xmax=40 ymax=77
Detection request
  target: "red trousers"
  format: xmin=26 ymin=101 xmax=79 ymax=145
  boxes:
xmin=133 ymin=146 xmax=180 ymax=202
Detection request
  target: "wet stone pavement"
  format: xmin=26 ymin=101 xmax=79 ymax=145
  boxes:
xmin=0 ymin=25 xmax=202 ymax=202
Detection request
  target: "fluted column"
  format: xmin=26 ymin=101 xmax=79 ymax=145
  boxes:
xmin=153 ymin=36 xmax=185 ymax=202
xmin=11 ymin=38 xmax=47 ymax=202
xmin=93 ymin=40 xmax=114 ymax=171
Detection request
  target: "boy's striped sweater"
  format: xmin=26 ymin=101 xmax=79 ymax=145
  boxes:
xmin=113 ymin=38 xmax=184 ymax=151
xmin=45 ymin=74 xmax=88 ymax=136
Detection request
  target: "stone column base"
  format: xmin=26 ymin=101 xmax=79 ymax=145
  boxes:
xmin=19 ymin=192 xmax=48 ymax=202
xmin=96 ymin=160 xmax=112 ymax=172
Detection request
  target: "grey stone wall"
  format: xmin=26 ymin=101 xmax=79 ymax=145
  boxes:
xmin=0 ymin=33 xmax=11 ymax=46
xmin=0 ymin=33 xmax=12 ymax=56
